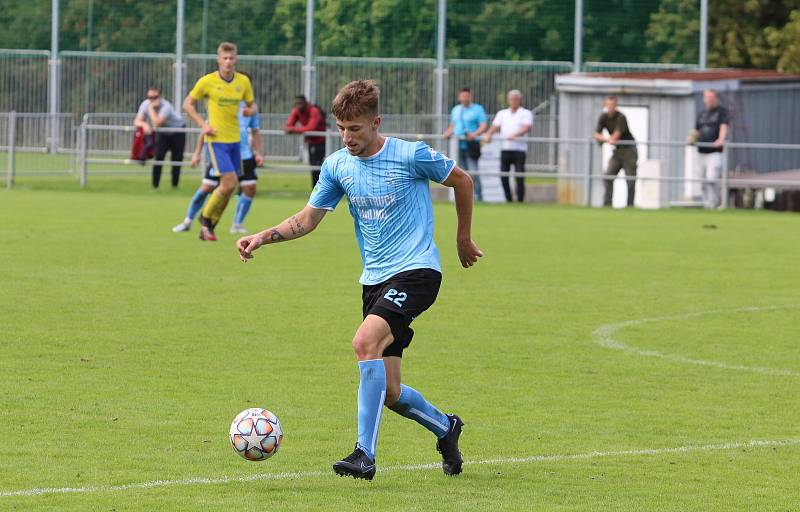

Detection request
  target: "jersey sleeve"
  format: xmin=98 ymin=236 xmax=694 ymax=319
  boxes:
xmin=249 ymin=112 xmax=260 ymax=130
xmin=189 ymin=75 xmax=208 ymax=101
xmin=307 ymin=159 xmax=343 ymax=211
xmin=412 ymin=141 xmax=455 ymax=184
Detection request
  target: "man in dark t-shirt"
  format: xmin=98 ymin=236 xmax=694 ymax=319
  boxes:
xmin=594 ymin=96 xmax=637 ymax=207
xmin=690 ymin=89 xmax=729 ymax=208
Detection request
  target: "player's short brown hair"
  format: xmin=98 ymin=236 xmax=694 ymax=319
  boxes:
xmin=331 ymin=80 xmax=380 ymax=121
xmin=217 ymin=42 xmax=237 ymax=54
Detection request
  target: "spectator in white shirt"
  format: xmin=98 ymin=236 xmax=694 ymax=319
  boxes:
xmin=484 ymin=90 xmax=533 ymax=202
xmin=134 ymin=86 xmax=187 ymax=188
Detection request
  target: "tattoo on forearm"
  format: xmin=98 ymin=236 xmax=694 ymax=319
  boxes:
xmin=288 ymin=215 xmax=306 ymax=236
xmin=268 ymin=229 xmax=286 ymax=242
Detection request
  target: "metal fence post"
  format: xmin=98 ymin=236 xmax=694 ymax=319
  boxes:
xmin=548 ymin=94 xmax=557 ymax=173
xmin=174 ymin=0 xmax=185 ymax=108
xmin=79 ymin=114 xmax=88 ymax=187
xmin=574 ymin=0 xmax=583 ymax=72
xmin=434 ymin=0 xmax=447 ymax=153
xmin=6 ymin=111 xmax=16 ymax=189
xmin=584 ymin=137 xmax=593 ymax=206
xmin=325 ymin=128 xmax=332 ymax=160
xmin=303 ymin=0 xmax=315 ymax=102
xmin=721 ymin=143 xmax=729 ymax=208
xmin=49 ymin=0 xmax=60 ymax=153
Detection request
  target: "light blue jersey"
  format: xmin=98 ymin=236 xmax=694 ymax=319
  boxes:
xmin=238 ymin=102 xmax=260 ymax=160
xmin=308 ymin=137 xmax=455 ymax=285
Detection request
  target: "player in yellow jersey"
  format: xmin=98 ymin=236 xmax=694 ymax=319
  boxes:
xmin=183 ymin=41 xmax=257 ymax=241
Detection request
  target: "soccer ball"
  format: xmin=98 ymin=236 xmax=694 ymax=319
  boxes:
xmin=229 ymin=408 xmax=283 ymax=461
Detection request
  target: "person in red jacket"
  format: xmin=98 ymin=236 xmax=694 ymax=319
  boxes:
xmin=284 ymin=95 xmax=327 ymax=187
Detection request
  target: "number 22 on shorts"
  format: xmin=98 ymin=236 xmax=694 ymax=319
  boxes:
xmin=383 ymin=288 xmax=407 ymax=308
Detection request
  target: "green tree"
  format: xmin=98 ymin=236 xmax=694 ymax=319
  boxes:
xmin=765 ymin=9 xmax=800 ymax=72
xmin=583 ymin=0 xmax=662 ymax=63
xmin=183 ymin=0 xmax=306 ymax=55
xmin=60 ymin=0 xmax=175 ymax=52
xmin=0 ymin=0 xmax=52 ymax=50
xmin=706 ymin=0 xmax=796 ymax=68
xmin=645 ymin=0 xmax=699 ymax=63
xmin=314 ymin=0 xmax=437 ymax=58
xmin=446 ymin=1 xmax=573 ymax=60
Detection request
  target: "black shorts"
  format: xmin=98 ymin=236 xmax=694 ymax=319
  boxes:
xmin=362 ymin=268 xmax=442 ymax=358
xmin=202 ymin=164 xmax=220 ymax=186
xmin=202 ymin=157 xmax=257 ymax=185
xmin=239 ymin=157 xmax=258 ymax=185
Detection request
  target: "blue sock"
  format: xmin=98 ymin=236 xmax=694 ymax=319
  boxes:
xmin=186 ymin=189 xmax=210 ymax=220
xmin=388 ymin=384 xmax=450 ymax=438
xmin=234 ymin=194 xmax=253 ymax=225
xmin=356 ymin=359 xmax=386 ymax=461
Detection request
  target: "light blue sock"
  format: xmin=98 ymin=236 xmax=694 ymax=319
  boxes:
xmin=356 ymin=359 xmax=386 ymax=461
xmin=388 ymin=384 xmax=450 ymax=438
xmin=186 ymin=188 xmax=210 ymax=220
xmin=232 ymin=194 xmax=243 ymax=222
xmin=234 ymin=194 xmax=253 ymax=225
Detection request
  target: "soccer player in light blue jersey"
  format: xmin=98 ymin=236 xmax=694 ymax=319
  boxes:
xmin=236 ymin=80 xmax=482 ymax=481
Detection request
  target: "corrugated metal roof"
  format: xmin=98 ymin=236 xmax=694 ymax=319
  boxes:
xmin=587 ymin=69 xmax=800 ymax=82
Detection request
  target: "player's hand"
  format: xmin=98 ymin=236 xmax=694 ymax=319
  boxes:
xmin=142 ymin=125 xmax=153 ymax=135
xmin=254 ymin=153 xmax=264 ymax=166
xmin=457 ymin=238 xmax=483 ymax=268
xmin=237 ymin=234 xmax=263 ymax=262
xmin=242 ymin=104 xmax=258 ymax=117
xmin=484 ymin=134 xmax=492 ymax=144
xmin=191 ymin=152 xmax=201 ymax=167
xmin=201 ymin=122 xmax=216 ymax=137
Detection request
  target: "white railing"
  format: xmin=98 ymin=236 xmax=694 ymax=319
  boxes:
xmin=4 ymin=112 xmax=799 ymax=210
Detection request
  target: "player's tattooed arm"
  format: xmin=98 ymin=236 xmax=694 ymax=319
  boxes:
xmin=268 ymin=229 xmax=286 ymax=242
xmin=288 ymin=215 xmax=306 ymax=236
xmin=237 ymin=205 xmax=328 ymax=262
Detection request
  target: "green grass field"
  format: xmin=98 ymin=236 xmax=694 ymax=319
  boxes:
xmin=1 ymin=178 xmax=799 ymax=511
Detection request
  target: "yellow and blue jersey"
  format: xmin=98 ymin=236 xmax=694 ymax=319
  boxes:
xmin=189 ymin=71 xmax=254 ymax=143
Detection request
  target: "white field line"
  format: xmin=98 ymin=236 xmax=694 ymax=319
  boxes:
xmin=592 ymin=305 xmax=800 ymax=377
xmin=2 ymin=438 xmax=800 ymax=498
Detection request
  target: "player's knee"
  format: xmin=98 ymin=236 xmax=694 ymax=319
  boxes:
xmin=351 ymin=331 xmax=380 ymax=360
xmin=218 ymin=181 xmax=236 ymax=195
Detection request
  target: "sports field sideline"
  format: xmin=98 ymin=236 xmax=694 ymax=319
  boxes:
xmin=1 ymin=178 xmax=799 ymax=510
